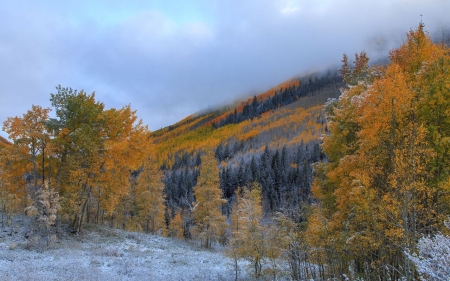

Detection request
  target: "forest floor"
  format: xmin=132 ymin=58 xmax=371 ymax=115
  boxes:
xmin=0 ymin=216 xmax=251 ymax=281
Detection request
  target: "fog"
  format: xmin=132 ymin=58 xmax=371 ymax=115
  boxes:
xmin=1 ymin=0 xmax=449 ymax=138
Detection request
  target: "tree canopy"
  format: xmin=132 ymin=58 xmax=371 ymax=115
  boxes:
xmin=310 ymin=23 xmax=450 ymax=280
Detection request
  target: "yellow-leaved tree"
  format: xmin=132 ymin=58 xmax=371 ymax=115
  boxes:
xmin=1 ymin=86 xmax=153 ymax=235
xmin=167 ymin=211 xmax=184 ymax=239
xmin=135 ymin=157 xmax=166 ymax=234
xmin=1 ymin=105 xmax=53 ymax=230
xmin=309 ymin=23 xmax=450 ymax=280
xmin=192 ymin=150 xmax=227 ymax=248
xmin=47 ymin=86 xmax=151 ymax=233
xmin=227 ymin=182 xmax=267 ymax=278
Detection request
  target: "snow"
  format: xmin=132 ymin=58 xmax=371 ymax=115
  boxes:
xmin=0 ymin=218 xmax=249 ymax=281
xmin=408 ymin=220 xmax=450 ymax=281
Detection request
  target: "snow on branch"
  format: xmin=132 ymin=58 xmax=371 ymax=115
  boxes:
xmin=408 ymin=220 xmax=450 ymax=280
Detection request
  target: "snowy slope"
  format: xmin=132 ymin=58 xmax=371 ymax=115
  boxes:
xmin=0 ymin=221 xmax=250 ymax=281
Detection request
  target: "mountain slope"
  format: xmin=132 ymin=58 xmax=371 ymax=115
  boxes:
xmin=152 ymin=70 xmax=343 ymax=222
xmin=0 ymin=217 xmax=246 ymax=281
xmin=0 ymin=135 xmax=11 ymax=148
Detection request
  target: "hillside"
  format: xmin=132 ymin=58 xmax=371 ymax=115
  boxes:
xmin=0 ymin=135 xmax=11 ymax=148
xmin=152 ymin=71 xmax=342 ymax=144
xmin=151 ymin=70 xmax=343 ymax=220
xmin=0 ymin=217 xmax=248 ymax=281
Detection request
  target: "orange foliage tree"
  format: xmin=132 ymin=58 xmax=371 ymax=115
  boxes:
xmin=227 ymin=182 xmax=268 ymax=278
xmin=46 ymin=86 xmax=150 ymax=233
xmin=310 ymin=23 xmax=450 ymax=280
xmin=135 ymin=156 xmax=166 ymax=234
xmin=1 ymin=105 xmax=52 ymax=222
xmin=192 ymin=150 xmax=227 ymax=248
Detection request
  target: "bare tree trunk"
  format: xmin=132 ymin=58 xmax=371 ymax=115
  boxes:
xmin=96 ymin=202 xmax=100 ymax=224
xmin=71 ymin=199 xmax=88 ymax=234
xmin=86 ymin=201 xmax=90 ymax=224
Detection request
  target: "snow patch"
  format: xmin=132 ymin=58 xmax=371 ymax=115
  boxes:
xmin=0 ymin=219 xmax=249 ymax=280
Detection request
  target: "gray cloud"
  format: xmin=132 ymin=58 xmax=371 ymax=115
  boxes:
xmin=1 ymin=0 xmax=449 ymax=138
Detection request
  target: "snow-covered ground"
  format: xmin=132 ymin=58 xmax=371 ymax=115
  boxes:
xmin=0 ymin=218 xmax=250 ymax=281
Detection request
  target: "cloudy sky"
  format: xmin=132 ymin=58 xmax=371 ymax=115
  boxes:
xmin=1 ymin=0 xmax=449 ymax=138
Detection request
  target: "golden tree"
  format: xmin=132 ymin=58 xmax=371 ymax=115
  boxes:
xmin=192 ymin=150 xmax=227 ymax=248
xmin=135 ymin=157 xmax=166 ymax=234
xmin=2 ymin=105 xmax=51 ymax=191
xmin=48 ymin=86 xmax=151 ymax=233
xmin=309 ymin=23 xmax=450 ymax=280
xmin=1 ymin=105 xmax=52 ymax=226
xmin=227 ymin=182 xmax=267 ymax=278
xmin=167 ymin=211 xmax=184 ymax=239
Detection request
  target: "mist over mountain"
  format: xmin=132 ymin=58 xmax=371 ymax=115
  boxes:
xmin=2 ymin=1 xmax=450 ymax=141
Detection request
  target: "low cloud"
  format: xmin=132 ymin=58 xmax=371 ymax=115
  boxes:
xmin=1 ymin=0 xmax=449 ymax=137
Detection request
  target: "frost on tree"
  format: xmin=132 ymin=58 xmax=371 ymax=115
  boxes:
xmin=409 ymin=220 xmax=450 ymax=281
xmin=25 ymin=181 xmax=61 ymax=248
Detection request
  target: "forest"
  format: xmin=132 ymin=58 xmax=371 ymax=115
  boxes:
xmin=1 ymin=24 xmax=449 ymax=280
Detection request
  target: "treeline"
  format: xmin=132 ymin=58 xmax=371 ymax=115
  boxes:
xmin=162 ymin=140 xmax=322 ymax=227
xmin=212 ymin=73 xmax=342 ymax=128
xmin=218 ymin=142 xmax=322 ymax=216
xmin=1 ymin=67 xmax=329 ymax=252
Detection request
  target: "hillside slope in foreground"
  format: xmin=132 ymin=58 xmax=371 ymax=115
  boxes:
xmin=0 ymin=218 xmax=249 ymax=281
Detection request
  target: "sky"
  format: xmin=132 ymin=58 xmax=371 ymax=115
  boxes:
xmin=1 ymin=0 xmax=449 ymax=138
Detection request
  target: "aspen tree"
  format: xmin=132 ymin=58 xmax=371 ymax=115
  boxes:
xmin=227 ymin=182 xmax=266 ymax=278
xmin=310 ymin=23 xmax=450 ymax=279
xmin=49 ymin=86 xmax=150 ymax=233
xmin=1 ymin=105 xmax=51 ymax=196
xmin=168 ymin=211 xmax=184 ymax=239
xmin=192 ymin=150 xmax=227 ymax=248
xmin=136 ymin=158 xmax=165 ymax=234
